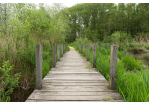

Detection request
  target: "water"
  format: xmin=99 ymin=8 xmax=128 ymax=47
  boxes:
xmin=9 ymin=87 xmax=34 ymax=102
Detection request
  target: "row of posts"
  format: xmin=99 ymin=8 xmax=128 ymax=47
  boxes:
xmin=79 ymin=43 xmax=118 ymax=90
xmin=53 ymin=43 xmax=66 ymax=68
xmin=35 ymin=43 xmax=66 ymax=90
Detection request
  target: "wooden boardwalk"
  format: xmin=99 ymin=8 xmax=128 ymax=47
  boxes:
xmin=26 ymin=47 xmax=124 ymax=102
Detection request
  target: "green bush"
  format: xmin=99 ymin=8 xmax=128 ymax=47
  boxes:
xmin=0 ymin=61 xmax=20 ymax=102
xmin=110 ymin=31 xmax=132 ymax=44
xmin=66 ymin=44 xmax=70 ymax=52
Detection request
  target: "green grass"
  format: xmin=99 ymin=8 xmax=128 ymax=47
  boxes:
xmin=121 ymin=56 xmax=144 ymax=71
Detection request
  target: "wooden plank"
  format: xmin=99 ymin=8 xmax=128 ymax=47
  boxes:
xmin=26 ymin=100 xmax=125 ymax=102
xmin=40 ymin=85 xmax=112 ymax=92
xmin=42 ymin=82 xmax=109 ymax=86
xmin=44 ymin=75 xmax=105 ymax=79
xmin=46 ymin=73 xmax=102 ymax=76
xmin=42 ymin=80 xmax=108 ymax=83
xmin=50 ymin=67 xmax=97 ymax=70
xmin=30 ymin=91 xmax=119 ymax=95
xmin=27 ymin=95 xmax=123 ymax=101
xmin=48 ymin=72 xmax=99 ymax=74
xmin=56 ymin=65 xmax=87 ymax=67
xmin=43 ymin=78 xmax=106 ymax=81
xmin=50 ymin=71 xmax=98 ymax=73
xmin=56 ymin=61 xmax=91 ymax=64
xmin=56 ymin=63 xmax=87 ymax=65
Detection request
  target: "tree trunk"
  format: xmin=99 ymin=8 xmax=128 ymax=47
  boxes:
xmin=127 ymin=7 xmax=129 ymax=35
xmin=4 ymin=3 xmax=7 ymax=35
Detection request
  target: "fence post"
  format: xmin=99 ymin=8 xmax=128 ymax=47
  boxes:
xmin=83 ymin=44 xmax=85 ymax=56
xmin=110 ymin=44 xmax=118 ymax=90
xmin=79 ymin=44 xmax=80 ymax=52
xmin=53 ymin=43 xmax=56 ymax=68
xmin=57 ymin=44 xmax=60 ymax=61
xmin=61 ymin=43 xmax=63 ymax=56
xmin=87 ymin=43 xmax=89 ymax=61
xmin=64 ymin=44 xmax=66 ymax=53
xmin=35 ymin=44 xmax=42 ymax=90
xmin=93 ymin=44 xmax=96 ymax=68
xmin=81 ymin=44 xmax=82 ymax=54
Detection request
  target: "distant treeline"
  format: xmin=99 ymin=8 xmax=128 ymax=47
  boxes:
xmin=65 ymin=3 xmax=149 ymax=42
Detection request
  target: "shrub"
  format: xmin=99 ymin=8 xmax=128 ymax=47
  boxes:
xmin=0 ymin=61 xmax=20 ymax=102
xmin=66 ymin=44 xmax=70 ymax=52
xmin=110 ymin=31 xmax=132 ymax=44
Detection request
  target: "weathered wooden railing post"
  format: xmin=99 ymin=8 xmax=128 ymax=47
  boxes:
xmin=61 ymin=43 xmax=63 ymax=56
xmin=83 ymin=44 xmax=85 ymax=56
xmin=63 ymin=44 xmax=65 ymax=54
xmin=35 ymin=44 xmax=42 ymax=90
xmin=87 ymin=43 xmax=89 ymax=61
xmin=53 ymin=43 xmax=56 ymax=68
xmin=110 ymin=44 xmax=118 ymax=90
xmin=93 ymin=44 xmax=96 ymax=68
xmin=79 ymin=44 xmax=80 ymax=52
xmin=57 ymin=43 xmax=60 ymax=61
xmin=64 ymin=44 xmax=66 ymax=53
xmin=81 ymin=44 xmax=82 ymax=54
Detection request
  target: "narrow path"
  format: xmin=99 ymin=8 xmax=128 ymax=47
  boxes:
xmin=26 ymin=47 xmax=124 ymax=102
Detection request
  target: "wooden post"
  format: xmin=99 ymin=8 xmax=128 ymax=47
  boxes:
xmin=81 ymin=44 xmax=82 ymax=54
xmin=87 ymin=43 xmax=89 ymax=61
xmin=53 ymin=43 xmax=56 ymax=68
xmin=35 ymin=44 xmax=42 ymax=90
xmin=57 ymin=44 xmax=60 ymax=61
xmin=63 ymin=44 xmax=65 ymax=54
xmin=83 ymin=44 xmax=85 ymax=56
xmin=64 ymin=44 xmax=66 ymax=53
xmin=110 ymin=44 xmax=118 ymax=90
xmin=93 ymin=44 xmax=96 ymax=68
xmin=79 ymin=44 xmax=80 ymax=52
xmin=61 ymin=43 xmax=63 ymax=56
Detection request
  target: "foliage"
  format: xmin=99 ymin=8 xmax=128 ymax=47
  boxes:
xmin=110 ymin=31 xmax=132 ymax=44
xmin=66 ymin=44 xmax=70 ymax=52
xmin=65 ymin=3 xmax=149 ymax=42
xmin=0 ymin=3 xmax=70 ymax=101
xmin=0 ymin=61 xmax=20 ymax=102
